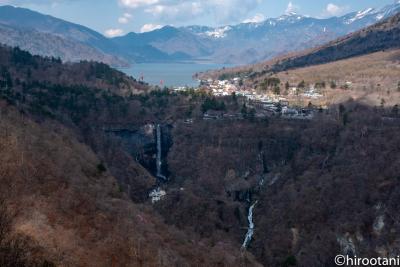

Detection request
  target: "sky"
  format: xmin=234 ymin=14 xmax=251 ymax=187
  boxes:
xmin=0 ymin=0 xmax=396 ymax=36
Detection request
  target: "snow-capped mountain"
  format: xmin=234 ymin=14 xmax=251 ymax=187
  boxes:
xmin=184 ymin=2 xmax=400 ymax=41
xmin=344 ymin=8 xmax=376 ymax=24
xmin=1 ymin=2 xmax=398 ymax=64
xmin=342 ymin=1 xmax=400 ymax=25
xmin=182 ymin=1 xmax=399 ymax=63
xmin=155 ymin=1 xmax=397 ymax=64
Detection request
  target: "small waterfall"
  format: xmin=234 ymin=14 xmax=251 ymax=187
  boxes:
xmin=156 ymin=124 xmax=166 ymax=180
xmin=242 ymin=200 xmax=258 ymax=249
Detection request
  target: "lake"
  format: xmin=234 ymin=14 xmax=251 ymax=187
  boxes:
xmin=121 ymin=62 xmax=230 ymax=87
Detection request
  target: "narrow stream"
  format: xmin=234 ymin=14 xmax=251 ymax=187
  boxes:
xmin=242 ymin=200 xmax=258 ymax=249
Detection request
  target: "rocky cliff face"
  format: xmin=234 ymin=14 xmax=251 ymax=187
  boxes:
xmin=104 ymin=123 xmax=173 ymax=184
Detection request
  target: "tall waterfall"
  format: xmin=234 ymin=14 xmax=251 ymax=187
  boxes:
xmin=242 ymin=200 xmax=258 ymax=249
xmin=241 ymin=150 xmax=267 ymax=249
xmin=156 ymin=124 xmax=166 ymax=180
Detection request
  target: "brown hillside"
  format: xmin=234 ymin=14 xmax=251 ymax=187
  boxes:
xmin=0 ymin=101 xmax=261 ymax=266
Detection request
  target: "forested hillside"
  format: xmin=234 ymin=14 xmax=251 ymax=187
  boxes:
xmin=0 ymin=45 xmax=260 ymax=266
xmin=1 ymin=38 xmax=400 ymax=266
xmin=269 ymin=11 xmax=400 ymax=72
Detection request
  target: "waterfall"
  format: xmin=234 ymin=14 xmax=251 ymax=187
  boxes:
xmin=156 ymin=124 xmax=166 ymax=180
xmin=242 ymin=200 xmax=258 ymax=249
xmin=241 ymin=150 xmax=267 ymax=249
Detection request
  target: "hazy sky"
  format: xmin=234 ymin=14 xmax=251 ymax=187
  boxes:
xmin=0 ymin=0 xmax=396 ymax=36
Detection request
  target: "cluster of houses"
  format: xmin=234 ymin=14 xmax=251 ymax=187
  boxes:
xmin=203 ymin=78 xmax=240 ymax=96
xmin=199 ymin=78 xmax=324 ymax=101
xmin=171 ymin=77 xmax=331 ymax=120
xmin=199 ymin=78 xmax=324 ymax=119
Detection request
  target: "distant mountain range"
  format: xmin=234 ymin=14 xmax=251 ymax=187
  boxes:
xmin=113 ymin=1 xmax=400 ymax=64
xmin=0 ymin=2 xmax=399 ymax=65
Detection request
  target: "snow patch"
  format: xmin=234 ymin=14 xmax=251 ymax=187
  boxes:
xmin=346 ymin=8 xmax=375 ymax=24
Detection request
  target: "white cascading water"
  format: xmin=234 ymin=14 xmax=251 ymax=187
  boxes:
xmin=242 ymin=200 xmax=258 ymax=249
xmin=242 ymin=151 xmax=266 ymax=249
xmin=156 ymin=124 xmax=166 ymax=180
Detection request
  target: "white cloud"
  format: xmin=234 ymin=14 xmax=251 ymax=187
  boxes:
xmin=104 ymin=28 xmax=124 ymax=37
xmin=118 ymin=13 xmax=132 ymax=24
xmin=326 ymin=3 xmax=340 ymax=15
xmin=143 ymin=0 xmax=263 ymax=24
xmin=324 ymin=3 xmax=348 ymax=17
xmin=285 ymin=1 xmax=299 ymax=14
xmin=119 ymin=0 xmax=159 ymax=9
xmin=140 ymin=23 xmax=163 ymax=33
xmin=118 ymin=17 xmax=129 ymax=24
xmin=243 ymin=13 xmax=265 ymax=23
xmin=145 ymin=2 xmax=204 ymax=22
xmin=208 ymin=0 xmax=263 ymax=24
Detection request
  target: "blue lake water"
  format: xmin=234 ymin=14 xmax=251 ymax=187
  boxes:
xmin=121 ymin=63 xmax=231 ymax=87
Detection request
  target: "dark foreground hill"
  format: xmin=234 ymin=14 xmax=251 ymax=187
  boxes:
xmin=0 ymin=45 xmax=147 ymax=96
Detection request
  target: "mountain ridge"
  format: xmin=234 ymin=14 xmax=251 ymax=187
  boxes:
xmin=268 ymin=11 xmax=400 ymax=72
xmin=0 ymin=2 xmax=399 ymax=65
xmin=113 ymin=1 xmax=400 ymax=64
xmin=0 ymin=5 xmax=128 ymax=66
xmin=200 ymin=10 xmax=400 ymax=82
